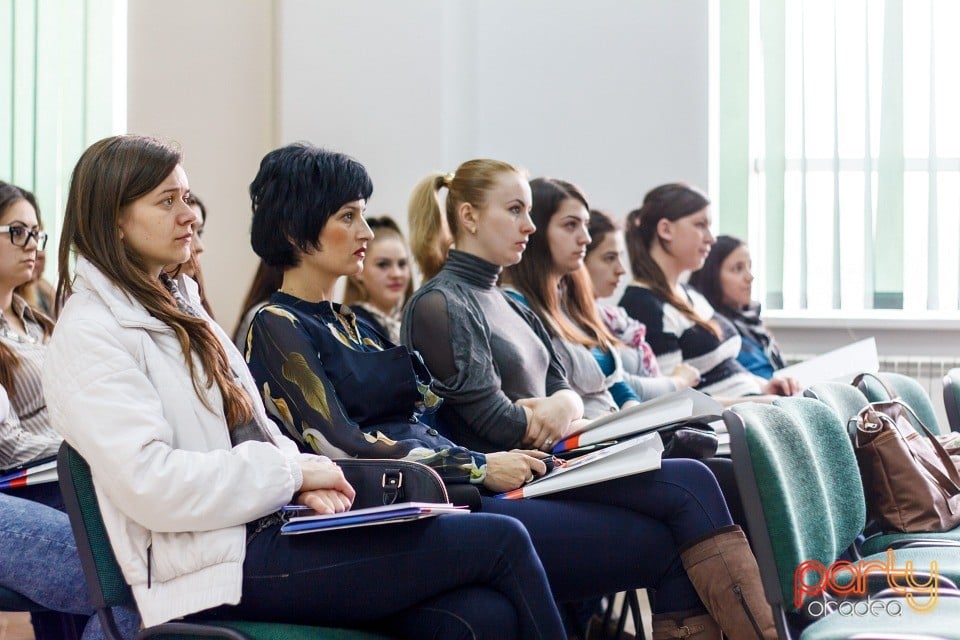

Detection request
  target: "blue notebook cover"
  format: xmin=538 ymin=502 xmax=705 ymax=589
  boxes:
xmin=279 ymin=502 xmax=466 ymax=535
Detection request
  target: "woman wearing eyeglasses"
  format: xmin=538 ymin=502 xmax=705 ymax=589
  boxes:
xmin=0 ymin=181 xmax=61 ymax=510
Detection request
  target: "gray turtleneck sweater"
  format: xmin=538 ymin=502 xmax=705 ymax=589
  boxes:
xmin=402 ymin=250 xmax=571 ymax=453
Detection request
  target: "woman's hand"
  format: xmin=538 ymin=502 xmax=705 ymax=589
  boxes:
xmin=483 ymin=450 xmax=549 ymax=492
xmin=295 ymin=458 xmax=355 ymax=514
xmin=762 ymin=375 xmax=802 ymax=397
xmin=296 ymin=488 xmax=353 ymax=514
xmin=298 ymin=458 xmax=356 ymax=502
xmin=669 ymin=363 xmax=701 ymax=390
xmin=517 ymin=393 xmax=581 ymax=450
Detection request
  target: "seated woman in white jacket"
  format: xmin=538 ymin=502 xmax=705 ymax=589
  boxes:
xmin=41 ymin=134 xmax=565 ymax=640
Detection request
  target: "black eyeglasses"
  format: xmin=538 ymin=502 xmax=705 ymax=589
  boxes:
xmin=0 ymin=225 xmax=48 ymax=250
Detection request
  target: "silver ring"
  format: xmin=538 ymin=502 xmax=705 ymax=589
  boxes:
xmin=544 ymin=438 xmax=554 ymax=447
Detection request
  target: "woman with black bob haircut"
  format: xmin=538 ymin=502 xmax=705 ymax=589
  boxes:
xmin=44 ymin=136 xmax=563 ymax=640
xmin=250 ymin=143 xmax=374 ymax=269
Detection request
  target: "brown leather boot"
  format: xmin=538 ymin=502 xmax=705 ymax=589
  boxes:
xmin=680 ymin=525 xmax=777 ymax=640
xmin=652 ymin=610 xmax=720 ymax=639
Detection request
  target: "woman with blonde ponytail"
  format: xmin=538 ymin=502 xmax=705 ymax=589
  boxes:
xmin=42 ymin=136 xmax=564 ymax=640
xmin=621 ymin=183 xmax=798 ymax=402
xmin=404 ymin=162 xmax=777 ymax=640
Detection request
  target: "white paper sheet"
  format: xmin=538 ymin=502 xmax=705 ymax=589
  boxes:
xmin=778 ymin=337 xmax=879 ymax=387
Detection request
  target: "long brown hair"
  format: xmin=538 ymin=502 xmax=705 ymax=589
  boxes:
xmin=506 ymin=178 xmax=617 ymax=350
xmin=624 ymin=183 xmax=718 ymax=338
xmin=343 ymin=216 xmax=414 ymax=306
xmin=57 ymin=135 xmax=253 ymax=427
xmin=408 ymin=159 xmax=520 ymax=279
xmin=586 ymin=209 xmax=618 ymax=256
xmin=232 ymin=260 xmax=283 ymax=342
xmin=0 ymin=182 xmax=55 ymax=397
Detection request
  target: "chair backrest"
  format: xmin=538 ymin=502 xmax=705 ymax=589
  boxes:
xmin=944 ymin=368 xmax=960 ymax=433
xmin=858 ymin=372 xmax=943 ymax=435
xmin=803 ymin=382 xmax=870 ymax=433
xmin=772 ymin=397 xmax=867 ymax=537
xmin=57 ymin=443 xmax=133 ymax=640
xmin=726 ymin=400 xmax=866 ymax=616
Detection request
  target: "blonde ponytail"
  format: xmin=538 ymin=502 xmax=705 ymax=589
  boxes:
xmin=408 ymin=172 xmax=452 ymax=281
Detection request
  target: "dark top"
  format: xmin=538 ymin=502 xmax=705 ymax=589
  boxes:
xmin=619 ymin=284 xmax=761 ymax=397
xmin=245 ymin=292 xmax=487 ymax=484
xmin=402 ymin=250 xmax=572 ymax=452
xmin=349 ymin=304 xmax=391 ymax=343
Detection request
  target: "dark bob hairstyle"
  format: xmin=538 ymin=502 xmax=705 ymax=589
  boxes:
xmin=687 ymin=234 xmax=745 ymax=312
xmin=250 ymin=142 xmax=373 ymax=268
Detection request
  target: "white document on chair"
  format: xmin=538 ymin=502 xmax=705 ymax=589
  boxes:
xmin=777 ymin=337 xmax=879 ymax=388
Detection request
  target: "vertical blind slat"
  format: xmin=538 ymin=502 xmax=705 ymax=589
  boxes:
xmin=862 ymin=0 xmax=875 ymax=309
xmin=925 ymin=1 xmax=938 ymax=310
xmin=760 ymin=0 xmax=786 ymax=310
xmin=1 ymin=3 xmax=14 ymax=180
xmin=874 ymin=0 xmax=904 ymax=309
xmin=718 ymin=0 xmax=751 ymax=239
xmin=799 ymin=0 xmax=808 ymax=309
xmin=831 ymin=1 xmax=842 ymax=309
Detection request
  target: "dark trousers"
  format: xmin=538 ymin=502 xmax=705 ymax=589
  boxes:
xmin=482 ymin=458 xmax=732 ymax=614
xmin=197 ymin=512 xmax=565 ymax=640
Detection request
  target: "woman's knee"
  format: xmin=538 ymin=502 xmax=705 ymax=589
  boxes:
xmin=659 ymin=458 xmax=724 ymax=495
xmin=392 ymin=586 xmax=519 ymax=640
xmin=443 ymin=512 xmax=533 ymax=556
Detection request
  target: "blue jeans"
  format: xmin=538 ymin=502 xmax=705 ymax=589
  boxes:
xmin=197 ymin=512 xmax=565 ymax=640
xmin=0 ymin=492 xmax=141 ymax=640
xmin=483 ymin=458 xmax=732 ymax=614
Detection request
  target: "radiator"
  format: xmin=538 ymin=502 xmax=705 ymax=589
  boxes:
xmin=784 ymin=354 xmax=960 ymax=430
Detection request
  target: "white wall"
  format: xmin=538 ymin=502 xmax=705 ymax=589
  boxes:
xmin=126 ymin=0 xmax=276 ymax=328
xmin=125 ymin=0 xmax=709 ymax=320
xmin=279 ymin=0 xmax=709 ymax=227
xmin=125 ymin=1 xmax=953 ymax=388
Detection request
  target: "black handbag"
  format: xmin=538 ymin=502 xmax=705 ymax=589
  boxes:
xmin=658 ymin=422 xmax=719 ymax=459
xmin=336 ymin=458 xmax=482 ymax=511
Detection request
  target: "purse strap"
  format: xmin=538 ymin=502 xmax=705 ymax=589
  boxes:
xmin=852 ymin=371 xmax=898 ymax=400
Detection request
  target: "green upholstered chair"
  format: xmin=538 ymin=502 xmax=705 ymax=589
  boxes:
xmin=726 ymin=399 xmax=960 ymax=639
xmin=57 ymin=443 xmax=391 ymax=640
xmin=802 ymin=382 xmax=871 ymax=435
xmin=857 ymin=372 xmax=943 ymax=435
xmin=944 ymin=368 xmax=960 ymax=433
